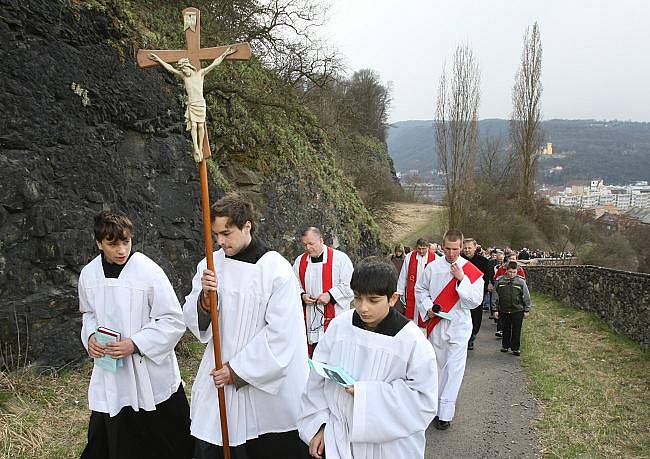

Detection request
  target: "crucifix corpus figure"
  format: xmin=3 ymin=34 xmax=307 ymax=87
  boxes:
xmin=149 ymin=48 xmax=235 ymax=162
xmin=137 ymin=7 xmax=252 ymax=459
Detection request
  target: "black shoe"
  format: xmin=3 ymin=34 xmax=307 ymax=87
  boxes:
xmin=495 ymin=331 xmax=503 ymax=338
xmin=467 ymin=341 xmax=474 ymax=350
xmin=512 ymin=350 xmax=521 ymax=356
xmin=434 ymin=419 xmax=451 ymax=430
xmin=500 ymin=348 xmax=510 ymax=353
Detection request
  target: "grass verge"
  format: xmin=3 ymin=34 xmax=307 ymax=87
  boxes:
xmin=0 ymin=332 xmax=204 ymax=458
xmin=522 ymin=293 xmax=650 ymax=458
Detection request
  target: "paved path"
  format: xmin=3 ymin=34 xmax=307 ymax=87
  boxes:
xmin=425 ymin=311 xmax=539 ymax=458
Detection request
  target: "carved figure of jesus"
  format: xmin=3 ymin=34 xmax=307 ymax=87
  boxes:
xmin=149 ymin=47 xmax=236 ymax=162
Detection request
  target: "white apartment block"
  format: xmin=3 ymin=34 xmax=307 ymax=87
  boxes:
xmin=548 ymin=181 xmax=650 ymax=209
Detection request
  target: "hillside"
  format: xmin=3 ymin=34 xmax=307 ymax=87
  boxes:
xmin=0 ymin=0 xmax=392 ymax=366
xmin=388 ymin=119 xmax=650 ymax=185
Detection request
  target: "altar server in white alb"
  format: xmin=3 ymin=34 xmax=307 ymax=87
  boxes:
xmin=396 ymin=237 xmax=437 ymax=325
xmin=298 ymin=257 xmax=438 ymax=459
xmin=79 ymin=211 xmax=192 ymax=459
xmin=183 ymin=194 xmax=310 ymax=459
xmin=293 ymin=227 xmax=354 ymax=357
xmin=415 ymin=229 xmax=484 ymax=430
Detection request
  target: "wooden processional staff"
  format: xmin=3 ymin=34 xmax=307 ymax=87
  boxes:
xmin=137 ymin=7 xmax=251 ymax=458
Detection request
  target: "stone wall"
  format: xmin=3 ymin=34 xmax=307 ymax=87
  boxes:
xmin=525 ymin=266 xmax=650 ymax=348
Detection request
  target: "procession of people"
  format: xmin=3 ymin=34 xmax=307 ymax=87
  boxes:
xmin=79 ymin=194 xmax=533 ymax=459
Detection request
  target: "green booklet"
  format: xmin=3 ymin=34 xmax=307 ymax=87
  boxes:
xmin=308 ymin=359 xmax=356 ymax=387
xmin=94 ymin=327 xmax=124 ymax=373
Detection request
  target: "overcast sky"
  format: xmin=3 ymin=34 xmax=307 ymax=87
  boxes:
xmin=321 ymin=0 xmax=650 ymax=122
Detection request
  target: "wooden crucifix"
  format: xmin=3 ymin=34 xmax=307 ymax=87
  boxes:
xmin=137 ymin=7 xmax=251 ymax=458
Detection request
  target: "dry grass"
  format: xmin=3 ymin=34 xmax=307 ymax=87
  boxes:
xmin=0 ymin=365 xmax=89 ymax=458
xmin=376 ymin=202 xmax=446 ymax=247
xmin=522 ymin=293 xmax=650 ymax=458
xmin=0 ymin=332 xmax=205 ymax=458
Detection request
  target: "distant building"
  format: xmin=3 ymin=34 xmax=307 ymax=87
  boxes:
xmin=547 ymin=179 xmax=650 ymax=210
xmin=625 ymin=208 xmax=650 ymax=225
xmin=538 ymin=142 xmax=553 ymax=156
xmin=400 ymin=169 xmax=420 ymax=178
xmin=593 ymin=208 xmax=650 ymax=233
xmin=401 ymin=182 xmax=446 ymax=203
xmin=590 ymin=179 xmax=604 ymax=192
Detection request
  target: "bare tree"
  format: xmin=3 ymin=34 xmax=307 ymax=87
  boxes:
xmin=435 ymin=45 xmax=481 ymax=229
xmin=479 ymin=136 xmax=518 ymax=187
xmin=345 ymin=69 xmax=392 ymax=141
xmin=510 ymin=22 xmax=543 ymax=217
xmin=205 ymin=0 xmax=342 ymax=91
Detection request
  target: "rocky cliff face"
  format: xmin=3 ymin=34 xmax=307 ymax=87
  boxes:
xmin=0 ymin=0 xmax=382 ymax=367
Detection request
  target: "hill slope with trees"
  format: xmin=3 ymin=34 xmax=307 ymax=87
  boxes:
xmin=388 ymin=119 xmax=650 ymax=185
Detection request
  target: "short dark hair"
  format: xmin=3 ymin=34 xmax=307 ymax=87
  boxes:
xmin=394 ymin=244 xmax=404 ymax=252
xmin=211 ymin=193 xmax=255 ymax=234
xmin=350 ymin=257 xmax=397 ymax=299
xmin=94 ymin=210 xmax=133 ymax=242
xmin=415 ymin=238 xmax=428 ymax=247
xmin=507 ymin=261 xmax=518 ymax=270
xmin=443 ymin=229 xmax=464 ymax=243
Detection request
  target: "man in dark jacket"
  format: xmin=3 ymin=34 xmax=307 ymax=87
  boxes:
xmin=492 ymin=261 xmax=532 ymax=356
xmin=461 ymin=238 xmax=490 ymax=350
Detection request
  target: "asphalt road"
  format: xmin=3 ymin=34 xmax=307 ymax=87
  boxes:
xmin=425 ymin=311 xmax=539 ymax=458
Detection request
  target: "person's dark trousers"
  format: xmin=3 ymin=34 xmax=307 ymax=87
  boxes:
xmin=470 ymin=306 xmax=482 ymax=339
xmin=81 ymin=384 xmax=193 ymax=459
xmin=501 ymin=311 xmax=524 ymax=351
xmin=194 ymin=430 xmax=309 ymax=459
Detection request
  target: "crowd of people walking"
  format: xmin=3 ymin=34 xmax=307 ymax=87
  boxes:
xmin=391 ymin=241 xmax=533 ymax=355
xmin=78 ymin=194 xmax=533 ymax=459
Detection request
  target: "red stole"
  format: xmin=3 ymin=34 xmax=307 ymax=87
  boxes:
xmin=299 ymin=246 xmax=335 ymax=355
xmin=405 ymin=250 xmax=436 ymax=320
xmin=419 ymin=260 xmax=483 ymax=337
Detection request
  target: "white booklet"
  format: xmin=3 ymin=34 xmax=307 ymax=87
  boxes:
xmin=433 ymin=311 xmax=453 ymax=321
xmin=94 ymin=327 xmax=124 ymax=373
xmin=308 ymin=359 xmax=356 ymax=387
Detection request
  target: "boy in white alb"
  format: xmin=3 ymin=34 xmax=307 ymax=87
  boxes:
xmin=79 ymin=211 xmax=191 ymax=459
xmin=298 ymin=257 xmax=438 ymax=459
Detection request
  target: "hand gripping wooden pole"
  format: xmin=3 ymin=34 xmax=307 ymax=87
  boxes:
xmin=199 ymin=131 xmax=231 ymax=458
xmin=136 ymin=8 xmax=252 ymax=456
